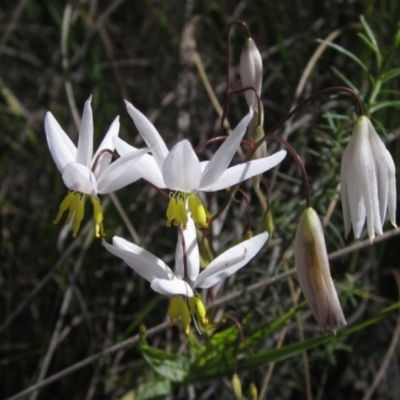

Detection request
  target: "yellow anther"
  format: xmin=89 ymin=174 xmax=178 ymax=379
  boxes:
xmin=166 ymin=196 xmax=177 ymax=227
xmin=168 ymin=296 xmax=192 ymax=334
xmin=168 ymin=296 xmax=182 ymax=325
xmin=65 ymin=192 xmax=81 ymax=224
xmin=72 ymin=194 xmax=85 ymax=237
xmin=90 ymin=196 xmax=105 ymax=238
xmin=53 ymin=191 xmax=105 ymax=238
xmin=189 ymin=296 xmax=208 ymax=325
xmin=53 ymin=191 xmax=75 ymax=224
xmin=188 ymin=194 xmax=208 ymax=228
xmin=176 ymin=196 xmax=188 ymax=228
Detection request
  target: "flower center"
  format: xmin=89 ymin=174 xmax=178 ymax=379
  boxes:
xmin=166 ymin=192 xmax=208 ymax=229
xmin=168 ymin=294 xmax=208 ymax=334
xmin=53 ymin=190 xmax=105 ymax=238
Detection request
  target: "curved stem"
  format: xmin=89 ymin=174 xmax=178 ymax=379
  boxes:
xmin=265 ymin=86 xmax=364 ymax=139
xmin=267 ymin=133 xmax=312 ymax=208
xmin=91 ymin=149 xmax=117 ymax=173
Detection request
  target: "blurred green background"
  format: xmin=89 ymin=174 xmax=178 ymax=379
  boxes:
xmin=1 ymin=0 xmax=400 ymax=399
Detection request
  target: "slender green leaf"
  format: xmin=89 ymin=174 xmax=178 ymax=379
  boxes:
xmin=185 ymin=302 xmax=400 ymax=382
xmin=380 ymin=67 xmax=400 ymax=83
xmin=317 ymin=40 xmax=368 ymax=72
xmin=369 ymin=101 xmax=400 ymax=114
xmin=330 ymin=67 xmax=362 ymax=96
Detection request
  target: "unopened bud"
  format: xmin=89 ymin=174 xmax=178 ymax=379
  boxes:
xmin=295 ymin=207 xmax=346 ymax=332
xmin=244 ymin=230 xmax=253 ymax=240
xmin=248 ymin=382 xmax=258 ymax=400
xmin=231 ymin=373 xmax=242 ymax=399
xmin=239 ymin=38 xmax=263 ymax=110
xmin=264 ymin=211 xmax=274 ymax=239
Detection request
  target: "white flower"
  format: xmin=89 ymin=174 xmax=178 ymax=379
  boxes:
xmin=103 ymin=219 xmax=268 ymax=333
xmin=295 ymin=207 xmax=346 ymax=333
xmin=114 ymin=101 xmax=286 ymax=227
xmin=45 ymin=96 xmax=148 ymax=237
xmin=341 ymin=116 xmax=397 ymax=241
xmin=239 ymin=37 xmax=263 ymax=111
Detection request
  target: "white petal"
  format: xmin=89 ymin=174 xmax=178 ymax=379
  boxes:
xmin=44 ymin=112 xmax=77 ymax=173
xmin=113 ymin=136 xmax=134 ymax=156
xmin=97 ymin=148 xmax=150 ymax=193
xmin=62 ymin=162 xmax=97 ymax=196
xmin=92 ymin=116 xmax=120 ymax=178
xmin=113 ymin=137 xmax=166 ymax=188
xmin=195 ymin=232 xmax=268 ymax=289
xmin=200 ymin=109 xmax=253 ymax=188
xmin=103 ymin=236 xmax=174 ymax=282
xmin=295 ymin=208 xmax=346 ymax=332
xmin=76 ymin=97 xmax=94 ymax=167
xmin=345 ymin=118 xmax=382 ymax=239
xmin=367 ymin=118 xmax=397 ymax=227
xmin=340 ymin=144 xmax=352 ymax=237
xmin=175 ymin=219 xmax=199 ymax=281
xmin=162 ymin=140 xmax=201 ymax=192
xmin=125 ymin=101 xmax=169 ymax=171
xmin=201 ymin=150 xmax=286 ymax=191
xmin=151 ymin=278 xmax=194 ymax=296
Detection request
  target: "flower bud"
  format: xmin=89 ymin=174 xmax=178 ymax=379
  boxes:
xmin=295 ymin=207 xmax=346 ymax=333
xmin=231 ymin=373 xmax=242 ymax=399
xmin=248 ymin=382 xmax=258 ymax=400
xmin=239 ymin=38 xmax=263 ymax=110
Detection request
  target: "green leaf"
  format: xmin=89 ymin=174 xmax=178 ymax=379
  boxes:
xmin=120 ymin=379 xmax=172 ymax=400
xmin=380 ymin=68 xmax=400 ymax=83
xmin=359 ymin=16 xmax=382 ymax=69
xmin=317 ymin=40 xmax=368 ymax=72
xmin=139 ymin=343 xmax=190 ymax=382
xmin=330 ymin=67 xmax=362 ymax=95
xmin=369 ymin=101 xmax=400 ymax=114
xmin=185 ymin=302 xmax=400 ymax=382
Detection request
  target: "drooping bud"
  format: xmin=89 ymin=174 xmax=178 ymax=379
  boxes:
xmin=231 ymin=373 xmax=242 ymax=399
xmin=295 ymin=207 xmax=346 ymax=333
xmin=239 ymin=38 xmax=263 ymax=110
xmin=248 ymin=382 xmax=258 ymax=400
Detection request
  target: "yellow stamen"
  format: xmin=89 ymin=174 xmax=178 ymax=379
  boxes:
xmin=168 ymin=296 xmax=192 ymax=334
xmin=188 ymin=194 xmax=208 ymax=228
xmin=176 ymin=195 xmax=188 ymax=228
xmin=65 ymin=192 xmax=81 ymax=225
xmin=72 ymin=193 xmax=85 ymax=237
xmin=166 ymin=195 xmax=177 ymax=227
xmin=90 ymin=196 xmax=105 ymax=238
xmin=53 ymin=191 xmax=105 ymax=238
xmin=189 ymin=295 xmax=208 ymax=325
xmin=53 ymin=191 xmax=75 ymax=224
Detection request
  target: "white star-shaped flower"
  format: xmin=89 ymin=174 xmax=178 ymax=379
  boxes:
xmin=340 ymin=116 xmax=397 ymax=241
xmin=113 ymin=102 xmax=286 ymax=227
xmin=103 ymin=219 xmax=268 ymax=333
xmin=45 ymin=96 xmax=148 ymax=237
